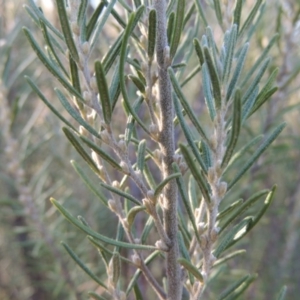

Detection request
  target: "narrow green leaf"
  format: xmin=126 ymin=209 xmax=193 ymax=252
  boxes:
xmin=183 ymin=3 xmax=196 ymax=28
xmin=69 ymin=54 xmax=83 ymax=110
xmin=129 ymin=75 xmax=146 ymax=94
xmin=100 ymin=0 xmax=134 ymax=37
xmin=95 ymin=60 xmax=112 ymax=124
xmin=137 ymin=140 xmax=146 ymax=172
xmin=242 ymin=34 xmax=278 ymax=87
xmin=141 ymin=216 xmax=154 ymax=244
xmin=86 ymin=1 xmax=105 ymax=41
xmin=249 ymin=87 xmax=277 ymax=116
xmin=180 ymin=144 xmax=211 ymax=204
xmin=90 ymin=0 xmax=118 ymax=50
xmin=169 ymin=68 xmax=209 ymax=143
xmin=223 ymin=135 xmax=263 ymax=175
xmin=202 ymin=62 xmax=216 ymax=120
xmin=79 ymin=136 xmax=122 ymax=171
xmin=124 ymin=97 xmax=144 ymax=144
xmin=25 ymin=76 xmax=78 ymax=132
xmin=78 ymin=215 xmax=90 ymax=227
xmin=242 ymin=87 xmax=258 ymax=122
xmin=126 ymin=251 xmax=160 ymax=295
xmin=213 ymin=0 xmax=223 ymax=28
xmin=214 ymin=218 xmax=252 ymax=258
xmin=224 ymin=275 xmax=257 ymax=300
xmin=228 ymin=123 xmax=285 ymax=190
xmin=55 ymin=0 xmax=79 ymax=61
xmin=219 ymin=189 xmax=269 ymax=233
xmin=213 ymin=249 xmax=246 ymax=268
xmin=248 ymin=186 xmax=276 ymax=230
xmin=133 ymin=0 xmax=141 ymax=8
xmin=167 ymin=12 xmax=175 ymax=45
xmin=111 ymin=252 xmax=121 ymax=285
xmin=100 ymin=182 xmax=141 ymax=206
xmin=173 ymin=163 xmax=201 ymax=244
xmin=223 ymin=25 xmax=237 ymax=83
xmin=89 ymin=235 xmax=132 ymax=266
xmin=24 ymin=4 xmax=40 ymax=27
xmin=119 ymin=9 xmax=150 ymax=136
xmin=117 ymin=0 xmax=132 ymax=12
xmin=177 ymin=231 xmax=191 ymax=262
xmin=226 ymin=43 xmax=249 ymax=101
xmin=204 ymin=47 xmax=221 ymax=110
xmin=199 ymin=141 xmax=212 ymax=169
xmin=137 ymin=70 xmax=146 ymax=85
xmin=173 ymin=95 xmax=208 ymax=173
xmin=257 ymin=66 xmax=278 ymax=98
xmin=167 ymin=0 xmax=176 ymax=16
xmin=178 ymin=257 xmax=204 ymax=282
xmin=249 ymin=67 xmax=278 ymax=114
xmin=143 ymin=162 xmax=157 ymax=190
xmin=55 ymin=88 xmax=101 ymax=138
xmin=154 ymin=173 xmax=181 ymax=198
xmin=62 ymin=127 xmax=99 ymax=174
xmin=127 ymin=206 xmax=146 ymax=228
xmin=222 ymin=89 xmax=242 ymax=168
xmin=148 ymin=9 xmax=157 ymax=60
xmin=178 ymin=210 xmax=192 ymax=243
xmin=51 ymin=198 xmax=156 ymax=250
xmin=170 ymin=0 xmax=185 ymax=59
xmin=71 ymin=161 xmax=108 ymax=206
xmin=276 ymin=286 xmax=287 ymax=300
xmin=39 ymin=20 xmax=69 ymax=78
xmin=134 ymin=284 xmax=144 ymax=300
xmin=218 ymin=275 xmax=250 ymax=300
xmin=109 ymin=62 xmax=121 ymax=111
xmin=77 ymin=0 xmax=88 ymax=41
xmin=188 ymin=175 xmax=199 ymax=211
xmin=194 ymin=0 xmax=208 ymax=26
xmin=181 ymin=65 xmax=201 ymax=87
xmin=84 ymin=239 xmax=109 ymax=273
xmin=28 ymin=0 xmax=63 ymax=39
xmin=69 ymin=54 xmax=81 ymax=94
xmin=217 ymin=199 xmax=243 ymax=221
xmin=23 ymin=27 xmax=83 ymax=100
xmin=127 ymin=57 xmax=142 ymax=72
xmin=62 ymin=242 xmax=107 ymax=288
xmin=77 ymin=0 xmax=88 ymax=25
xmin=178 ymin=232 xmax=194 ymax=284
xmin=239 ymin=0 xmax=263 ymax=37
xmin=193 ymin=38 xmax=204 ymax=66
xmin=88 ymin=292 xmax=106 ymax=300
xmin=242 ymin=58 xmax=270 ymax=103
xmin=206 ymin=27 xmax=219 ymax=70
xmin=233 ymin=0 xmax=243 ymax=32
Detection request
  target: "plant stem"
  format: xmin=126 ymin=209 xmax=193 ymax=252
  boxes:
xmin=153 ymin=0 xmax=181 ymax=299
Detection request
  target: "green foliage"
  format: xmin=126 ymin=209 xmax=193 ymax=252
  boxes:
xmin=1 ymin=0 xmax=298 ymax=299
xmin=25 ymin=0 xmax=284 ymax=296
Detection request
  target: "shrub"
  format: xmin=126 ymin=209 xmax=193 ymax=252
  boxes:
xmin=21 ymin=0 xmax=292 ymax=299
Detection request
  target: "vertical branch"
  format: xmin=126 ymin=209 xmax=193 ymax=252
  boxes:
xmin=153 ymin=0 xmax=181 ymax=299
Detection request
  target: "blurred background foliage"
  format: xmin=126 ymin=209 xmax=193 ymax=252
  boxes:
xmin=0 ymin=0 xmax=300 ymax=299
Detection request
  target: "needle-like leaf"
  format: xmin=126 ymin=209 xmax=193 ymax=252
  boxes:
xmin=95 ymin=60 xmax=112 ymax=124
xmin=170 ymin=0 xmax=185 ymax=59
xmin=51 ymin=198 xmax=156 ymax=250
xmin=61 ymin=242 xmax=107 ymax=288
xmin=55 ymin=0 xmax=79 ymax=61
xmin=222 ymin=89 xmax=242 ymax=168
xmin=148 ymin=9 xmax=157 ymax=60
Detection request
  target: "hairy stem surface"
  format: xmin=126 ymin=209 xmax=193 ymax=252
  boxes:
xmin=154 ymin=0 xmax=181 ymax=299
